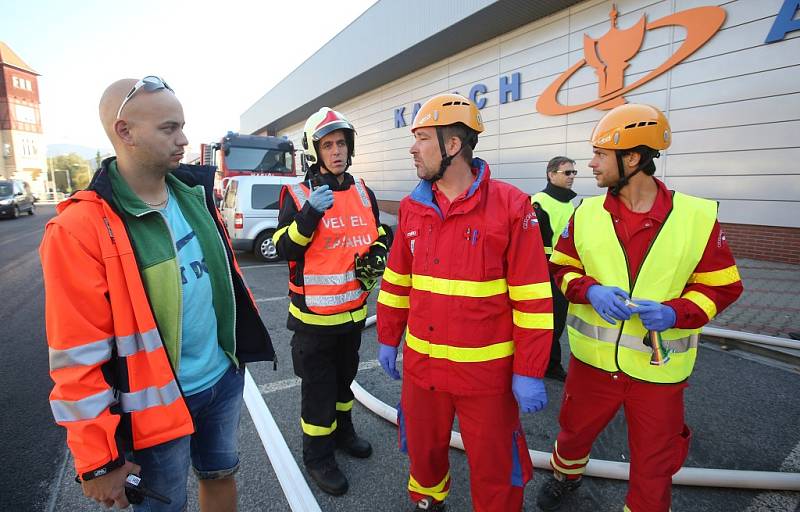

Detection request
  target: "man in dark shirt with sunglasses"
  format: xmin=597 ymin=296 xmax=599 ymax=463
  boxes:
xmin=530 ymin=156 xmax=577 ymax=381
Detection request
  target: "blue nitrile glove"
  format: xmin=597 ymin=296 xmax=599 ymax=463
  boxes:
xmin=308 ymin=184 xmax=334 ymax=213
xmin=632 ymin=299 xmax=676 ymax=332
xmin=378 ymin=343 xmax=400 ymax=380
xmin=512 ymin=374 xmax=548 ymax=413
xmin=586 ymin=285 xmax=632 ymax=324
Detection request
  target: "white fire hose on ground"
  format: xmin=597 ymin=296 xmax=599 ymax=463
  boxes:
xmin=356 ymin=315 xmax=800 ymax=491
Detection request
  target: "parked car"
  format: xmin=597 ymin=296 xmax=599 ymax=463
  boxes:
xmin=0 ymin=180 xmax=35 ymax=218
xmin=220 ymin=174 xmax=303 ymax=262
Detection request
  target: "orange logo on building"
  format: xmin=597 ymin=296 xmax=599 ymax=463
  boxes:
xmin=537 ymin=5 xmax=726 ymax=116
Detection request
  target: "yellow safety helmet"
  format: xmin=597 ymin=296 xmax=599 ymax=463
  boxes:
xmin=411 ymin=93 xmax=484 ymax=134
xmin=591 ymin=103 xmax=670 ymax=151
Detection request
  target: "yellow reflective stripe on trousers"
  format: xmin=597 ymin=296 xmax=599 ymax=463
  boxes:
xmin=301 ymin=418 xmax=337 ymax=436
xmin=383 ymin=267 xmax=412 ymax=287
xmin=560 ymin=272 xmax=583 ymax=295
xmin=413 ymin=275 xmax=507 ymax=297
xmin=551 ymin=250 xmax=584 ymax=270
xmin=377 ymin=289 xmax=410 ymax=309
xmin=508 ymin=281 xmax=551 ymax=301
xmin=288 ymin=221 xmax=312 ymax=246
xmin=289 ymin=302 xmax=368 ymax=326
xmin=688 ymin=265 xmax=740 ymax=286
xmin=405 ymin=330 xmax=514 ymax=363
xmin=682 ymin=290 xmax=717 ymax=319
xmin=409 ymin=471 xmax=450 ymax=502
xmin=336 ymin=400 xmax=353 ymax=412
xmin=554 ymin=440 xmax=590 ymax=465
xmin=512 ymin=310 xmax=553 ymax=329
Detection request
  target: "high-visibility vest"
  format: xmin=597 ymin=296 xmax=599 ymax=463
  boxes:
xmin=531 ymin=192 xmax=574 ymax=256
xmin=567 ymin=192 xmax=717 ymax=383
xmin=286 ymin=179 xmax=378 ymax=315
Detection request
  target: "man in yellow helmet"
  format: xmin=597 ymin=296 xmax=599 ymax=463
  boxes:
xmin=537 ymin=104 xmax=743 ymax=512
xmin=377 ymin=94 xmax=554 ymax=511
xmin=273 ymin=107 xmax=389 ymax=496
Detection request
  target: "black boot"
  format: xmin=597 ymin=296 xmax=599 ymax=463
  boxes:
xmin=306 ymin=459 xmax=348 ymax=496
xmin=336 ymin=434 xmax=373 ymax=458
xmin=413 ymin=497 xmax=446 ymax=511
xmin=537 ymin=472 xmax=581 ymax=511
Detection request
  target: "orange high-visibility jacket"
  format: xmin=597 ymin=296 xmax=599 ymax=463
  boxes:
xmin=284 ymin=180 xmax=377 ymax=315
xmin=40 ymin=162 xmax=273 ymax=480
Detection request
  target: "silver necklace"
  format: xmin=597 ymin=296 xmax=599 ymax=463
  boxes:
xmin=144 ymin=190 xmax=169 ymax=208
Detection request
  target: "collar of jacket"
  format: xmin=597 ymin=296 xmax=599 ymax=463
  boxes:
xmin=304 ymin=167 xmax=355 ymax=191
xmin=89 ymin=156 xmax=217 ymax=210
xmin=409 ymin=157 xmax=489 ymax=218
xmin=543 ymin=181 xmax=577 ymax=202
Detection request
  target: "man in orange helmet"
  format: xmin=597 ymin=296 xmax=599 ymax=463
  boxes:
xmin=537 ymin=104 xmax=743 ymax=512
xmin=377 ymin=93 xmax=554 ymax=511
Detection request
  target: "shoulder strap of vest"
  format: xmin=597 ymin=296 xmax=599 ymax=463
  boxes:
xmin=287 ymin=183 xmax=310 ymax=209
xmin=352 ymin=178 xmax=371 ymax=208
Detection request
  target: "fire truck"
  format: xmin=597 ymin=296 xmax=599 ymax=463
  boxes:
xmin=200 ymin=131 xmax=297 ymax=204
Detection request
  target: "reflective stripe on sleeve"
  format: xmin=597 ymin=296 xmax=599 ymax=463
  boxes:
xmin=508 ymin=281 xmax=551 ymax=301
xmin=688 ymin=265 xmax=741 ymax=286
xmin=551 ymin=250 xmax=584 ymax=270
xmin=560 ymin=272 xmax=584 ymax=295
xmin=405 ymin=330 xmax=514 ymax=363
xmin=383 ymin=268 xmax=411 ymax=287
xmin=682 ymin=290 xmax=717 ymax=319
xmin=49 ymin=337 xmax=113 ymax=371
xmin=412 ymin=275 xmax=507 ymax=298
xmin=272 ymin=226 xmax=289 ymax=245
xmin=377 ymin=289 xmax=410 ymax=309
xmin=288 ymin=222 xmax=312 ymax=246
xmin=50 ymin=388 xmax=116 ymax=423
xmin=120 ymin=380 xmax=181 ymax=413
xmin=512 ymin=310 xmax=553 ymax=329
xmin=336 ymin=400 xmax=353 ymax=412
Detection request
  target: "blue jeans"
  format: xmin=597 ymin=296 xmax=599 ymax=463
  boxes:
xmin=129 ymin=364 xmax=245 ymax=512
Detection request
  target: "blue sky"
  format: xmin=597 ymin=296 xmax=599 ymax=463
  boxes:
xmin=0 ymin=0 xmax=375 ymax=154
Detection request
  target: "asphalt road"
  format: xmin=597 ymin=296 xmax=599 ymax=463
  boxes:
xmin=4 ymin=205 xmax=799 ymax=511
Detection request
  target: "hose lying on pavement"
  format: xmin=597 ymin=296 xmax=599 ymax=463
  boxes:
xmin=356 ymin=315 xmax=800 ymax=491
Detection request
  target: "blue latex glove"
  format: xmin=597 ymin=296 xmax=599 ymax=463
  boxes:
xmin=308 ymin=184 xmax=334 ymax=213
xmin=586 ymin=285 xmax=632 ymax=324
xmin=512 ymin=374 xmax=548 ymax=413
xmin=378 ymin=343 xmax=400 ymax=380
xmin=632 ymin=299 xmax=676 ymax=332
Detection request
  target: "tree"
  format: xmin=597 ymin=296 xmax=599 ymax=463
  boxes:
xmin=50 ymin=153 xmax=91 ymax=193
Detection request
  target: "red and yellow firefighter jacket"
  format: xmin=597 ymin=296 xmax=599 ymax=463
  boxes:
xmin=40 ymin=162 xmax=273 ymax=480
xmin=377 ymin=159 xmax=553 ymax=395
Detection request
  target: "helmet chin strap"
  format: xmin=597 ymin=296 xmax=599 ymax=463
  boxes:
xmin=609 ymin=150 xmax=659 ymax=196
xmin=426 ymin=127 xmax=462 ymax=183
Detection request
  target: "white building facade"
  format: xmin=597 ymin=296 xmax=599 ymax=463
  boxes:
xmin=242 ymin=0 xmax=800 ymax=263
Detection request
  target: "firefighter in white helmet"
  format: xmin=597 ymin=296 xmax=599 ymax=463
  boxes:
xmin=273 ymin=107 xmax=389 ymax=495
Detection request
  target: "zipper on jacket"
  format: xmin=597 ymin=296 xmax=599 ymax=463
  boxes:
xmin=103 ymin=217 xmax=116 ymax=244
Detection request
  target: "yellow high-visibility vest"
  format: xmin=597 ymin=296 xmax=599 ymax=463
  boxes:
xmin=567 ymin=192 xmax=717 ymax=383
xmin=531 ymin=192 xmax=574 ymax=256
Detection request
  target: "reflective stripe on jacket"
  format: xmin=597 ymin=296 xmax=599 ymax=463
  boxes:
xmin=531 ymin=191 xmax=574 ymax=256
xmin=284 ymin=179 xmax=377 ymax=315
xmin=567 ymin=192 xmax=717 ymax=383
xmin=377 ymin=158 xmax=554 ymax=395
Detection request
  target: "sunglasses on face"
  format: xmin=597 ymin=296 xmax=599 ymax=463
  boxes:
xmin=116 ymin=76 xmax=174 ymax=119
xmin=552 ymin=169 xmax=578 ymax=176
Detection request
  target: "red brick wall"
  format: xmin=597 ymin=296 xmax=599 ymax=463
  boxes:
xmin=378 ymin=200 xmax=799 ymax=265
xmin=721 ymin=223 xmax=800 ymax=265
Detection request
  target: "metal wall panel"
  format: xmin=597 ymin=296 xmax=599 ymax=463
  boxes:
xmin=272 ymin=0 xmax=799 ymax=228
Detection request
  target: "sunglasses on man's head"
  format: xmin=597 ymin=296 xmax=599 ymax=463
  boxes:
xmin=116 ymin=76 xmax=174 ymax=119
xmin=552 ymin=169 xmax=578 ymax=176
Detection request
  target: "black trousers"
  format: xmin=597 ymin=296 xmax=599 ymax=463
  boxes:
xmin=549 ymin=278 xmax=569 ymax=370
xmin=291 ymin=329 xmax=362 ymax=468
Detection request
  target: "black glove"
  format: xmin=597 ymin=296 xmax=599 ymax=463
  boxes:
xmin=354 ymin=250 xmax=386 ymax=291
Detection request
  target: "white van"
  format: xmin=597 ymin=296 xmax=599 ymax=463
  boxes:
xmin=220 ymin=174 xmax=303 ymax=261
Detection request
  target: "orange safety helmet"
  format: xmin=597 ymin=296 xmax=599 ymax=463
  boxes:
xmin=411 ymin=93 xmax=484 ymax=135
xmin=591 ymin=103 xmax=671 ymax=151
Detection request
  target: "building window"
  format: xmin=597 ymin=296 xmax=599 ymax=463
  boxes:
xmin=15 ymin=105 xmax=37 ymax=124
xmin=11 ymin=76 xmax=33 ymax=91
